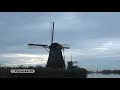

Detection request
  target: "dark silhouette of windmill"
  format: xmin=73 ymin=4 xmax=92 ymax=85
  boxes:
xmin=67 ymin=53 xmax=78 ymax=69
xmin=28 ymin=22 xmax=70 ymax=69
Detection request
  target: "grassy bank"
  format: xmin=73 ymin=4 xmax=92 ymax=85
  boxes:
xmin=0 ymin=65 xmax=87 ymax=78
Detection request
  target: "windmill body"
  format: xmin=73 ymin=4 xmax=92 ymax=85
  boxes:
xmin=46 ymin=43 xmax=65 ymax=69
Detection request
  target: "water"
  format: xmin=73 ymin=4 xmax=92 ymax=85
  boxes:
xmin=87 ymin=73 xmax=120 ymax=78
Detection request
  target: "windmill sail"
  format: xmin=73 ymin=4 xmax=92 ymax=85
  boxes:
xmin=61 ymin=44 xmax=70 ymax=49
xmin=51 ymin=22 xmax=55 ymax=44
xmin=28 ymin=44 xmax=49 ymax=49
xmin=28 ymin=44 xmax=48 ymax=46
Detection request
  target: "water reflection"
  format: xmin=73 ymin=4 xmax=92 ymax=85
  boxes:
xmin=87 ymin=73 xmax=120 ymax=78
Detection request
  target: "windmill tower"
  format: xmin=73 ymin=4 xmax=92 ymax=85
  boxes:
xmin=28 ymin=22 xmax=70 ymax=69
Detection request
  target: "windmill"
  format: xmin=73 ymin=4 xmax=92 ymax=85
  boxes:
xmin=28 ymin=22 xmax=70 ymax=69
xmin=67 ymin=53 xmax=78 ymax=69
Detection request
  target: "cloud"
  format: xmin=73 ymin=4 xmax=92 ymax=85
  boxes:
xmin=0 ymin=53 xmax=48 ymax=66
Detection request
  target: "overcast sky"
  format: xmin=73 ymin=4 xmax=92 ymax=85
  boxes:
xmin=0 ymin=12 xmax=120 ymax=71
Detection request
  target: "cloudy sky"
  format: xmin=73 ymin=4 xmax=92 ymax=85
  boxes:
xmin=0 ymin=12 xmax=120 ymax=71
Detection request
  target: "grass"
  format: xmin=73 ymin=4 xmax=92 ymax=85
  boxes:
xmin=0 ymin=65 xmax=87 ymax=78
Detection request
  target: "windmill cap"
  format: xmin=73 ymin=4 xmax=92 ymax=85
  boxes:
xmin=49 ymin=43 xmax=62 ymax=49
